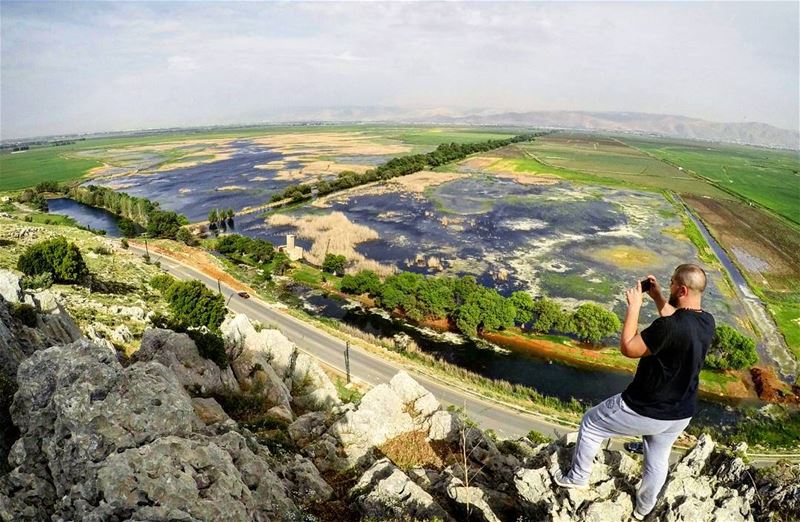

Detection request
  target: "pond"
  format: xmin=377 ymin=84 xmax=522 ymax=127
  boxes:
xmin=47 ymin=198 xmax=123 ymax=237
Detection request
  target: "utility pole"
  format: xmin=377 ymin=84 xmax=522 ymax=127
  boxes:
xmin=344 ymin=341 xmax=351 ymax=384
xmin=144 ymin=239 xmax=149 ymax=257
xmin=217 ymin=279 xmax=222 ymax=295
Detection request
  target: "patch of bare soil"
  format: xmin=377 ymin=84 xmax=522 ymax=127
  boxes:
xmin=684 ymin=195 xmax=800 ymax=292
xmin=751 ymin=367 xmax=800 ymax=404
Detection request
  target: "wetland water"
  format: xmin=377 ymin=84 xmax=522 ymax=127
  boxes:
xmin=47 ymin=198 xmax=123 ymax=237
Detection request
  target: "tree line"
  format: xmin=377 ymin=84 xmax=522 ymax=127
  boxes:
xmin=269 ymin=134 xmax=541 ymax=204
xmin=339 ymin=268 xmax=759 ymax=368
xmin=339 ymin=269 xmax=621 ymax=343
xmin=66 ymin=185 xmax=187 ymax=239
xmin=208 ymin=208 xmax=235 ymax=229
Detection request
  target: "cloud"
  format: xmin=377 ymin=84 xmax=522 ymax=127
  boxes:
xmin=1 ymin=1 xmax=797 ymax=139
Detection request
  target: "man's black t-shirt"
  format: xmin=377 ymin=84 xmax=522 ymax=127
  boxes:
xmin=622 ymin=308 xmax=715 ymax=420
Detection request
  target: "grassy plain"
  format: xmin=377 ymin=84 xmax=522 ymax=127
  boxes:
xmin=0 ymin=125 xmax=525 ymax=192
xmin=502 ymin=134 xmax=733 ymax=198
xmin=624 ymin=137 xmax=800 ymax=226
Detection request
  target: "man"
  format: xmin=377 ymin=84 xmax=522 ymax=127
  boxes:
xmin=554 ymin=264 xmax=715 ymax=520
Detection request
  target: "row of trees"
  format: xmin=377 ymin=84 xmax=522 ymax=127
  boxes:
xmin=269 ymin=134 xmax=540 ymax=205
xmin=322 ymin=253 xmax=347 ymax=275
xmin=67 ymin=185 xmax=186 ymax=239
xmin=208 ymin=208 xmax=235 ymax=229
xmin=340 ymin=270 xmax=621 ymax=342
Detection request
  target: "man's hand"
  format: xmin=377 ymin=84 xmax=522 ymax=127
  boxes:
xmin=645 ymin=274 xmax=676 ymax=317
xmin=644 ymin=275 xmax=662 ymax=301
xmin=621 ymin=279 xmax=651 ymax=358
xmin=625 ymin=281 xmax=644 ymax=308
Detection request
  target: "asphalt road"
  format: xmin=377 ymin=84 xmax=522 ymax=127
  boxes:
xmin=130 ymin=244 xmax=798 ymax=466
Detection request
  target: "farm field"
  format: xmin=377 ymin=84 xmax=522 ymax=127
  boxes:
xmin=479 ymin=134 xmax=734 ymax=198
xmin=623 ymin=136 xmax=800 ymax=226
xmin=0 ymin=125 xmax=524 ymax=192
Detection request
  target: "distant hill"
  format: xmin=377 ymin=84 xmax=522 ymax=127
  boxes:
xmin=273 ymin=106 xmax=800 ymax=150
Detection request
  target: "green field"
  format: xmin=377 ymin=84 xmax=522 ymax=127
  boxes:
xmin=0 ymin=125 xmax=529 ymax=192
xmin=624 ymin=137 xmax=800 ymax=225
xmin=509 ymin=135 xmax=733 ymax=198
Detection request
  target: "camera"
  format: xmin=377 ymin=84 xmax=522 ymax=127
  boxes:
xmin=640 ymin=279 xmax=652 ymax=292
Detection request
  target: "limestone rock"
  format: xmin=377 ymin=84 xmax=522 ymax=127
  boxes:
xmin=275 ymin=454 xmax=334 ymax=507
xmin=0 ymin=270 xmax=22 ymax=304
xmin=222 ymin=313 xmax=340 ymax=411
xmin=136 ymin=328 xmax=240 ymax=396
xmin=191 ymin=397 xmax=231 ymax=425
xmin=445 ymin=475 xmax=501 ymax=522
xmin=350 ymin=458 xmax=451 ymax=521
xmin=427 ymin=409 xmax=462 ymax=441
xmin=327 ymin=382 xmax=415 ymax=465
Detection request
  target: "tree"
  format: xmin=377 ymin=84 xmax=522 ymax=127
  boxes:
xmin=17 ymin=237 xmax=88 ymax=283
xmin=572 ymin=303 xmax=621 ymax=344
xmin=146 ymin=210 xmax=181 ymax=239
xmin=164 ymin=280 xmax=227 ymax=330
xmin=208 ymin=209 xmax=218 ymax=227
xmin=118 ymin=218 xmax=138 ymax=238
xmin=271 ymin=252 xmax=291 ymax=276
xmin=322 ymin=253 xmax=347 ymax=275
xmin=510 ymin=291 xmax=535 ymax=325
xmin=455 ymin=288 xmax=515 ymax=337
xmin=705 ymin=325 xmax=758 ymax=370
xmin=175 ymin=227 xmax=197 ymax=246
xmin=530 ymin=298 xmax=563 ymax=333
xmin=340 ymin=270 xmax=382 ymax=296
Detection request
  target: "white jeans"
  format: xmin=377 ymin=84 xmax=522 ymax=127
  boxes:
xmin=564 ymin=393 xmax=691 ymax=515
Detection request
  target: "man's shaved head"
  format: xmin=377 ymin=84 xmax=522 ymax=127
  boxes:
xmin=672 ymin=264 xmax=707 ymax=294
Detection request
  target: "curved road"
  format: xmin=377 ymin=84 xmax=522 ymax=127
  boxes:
xmin=129 ymin=243 xmax=797 ymax=466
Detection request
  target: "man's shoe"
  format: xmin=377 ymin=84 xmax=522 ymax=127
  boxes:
xmin=632 ymin=509 xmax=648 ymax=520
xmin=552 ymin=470 xmax=589 ymax=491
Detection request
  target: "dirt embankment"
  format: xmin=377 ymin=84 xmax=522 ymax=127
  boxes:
xmin=751 ymin=367 xmax=800 ymax=405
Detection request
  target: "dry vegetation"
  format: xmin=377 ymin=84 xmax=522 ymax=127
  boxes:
xmin=250 ymin=131 xmax=411 ymax=156
xmin=377 ymin=431 xmax=445 ymax=471
xmin=267 ymin=212 xmax=395 ymax=276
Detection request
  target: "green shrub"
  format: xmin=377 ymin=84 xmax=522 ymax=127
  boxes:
xmin=118 ymin=218 xmax=138 ymax=238
xmin=149 ymin=273 xmax=177 ymax=292
xmin=120 ymin=238 xmax=129 ymax=249
xmin=164 ymin=280 xmax=226 ymax=330
xmin=146 ymin=210 xmax=182 ymax=239
xmin=17 ymin=237 xmax=88 ymax=283
xmin=21 ymin=272 xmax=53 ymax=290
xmin=11 ymin=303 xmax=37 ymax=327
xmin=186 ymin=329 xmax=228 ymax=368
xmin=175 ymin=227 xmax=198 ymax=246
xmin=526 ymin=430 xmax=552 ymax=444
xmin=705 ymin=324 xmax=758 ymax=370
xmin=340 ymin=270 xmax=382 ymax=295
xmin=322 ymin=253 xmax=347 ymax=274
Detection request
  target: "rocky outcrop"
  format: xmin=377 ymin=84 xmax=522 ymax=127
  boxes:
xmin=223 ymin=313 xmax=340 ymax=411
xmin=0 ymin=270 xmax=21 ymax=304
xmin=0 ymin=339 xmax=302 ymax=521
xmin=135 ymin=328 xmax=240 ymax=396
xmin=1 ymin=300 xmax=796 ymax=522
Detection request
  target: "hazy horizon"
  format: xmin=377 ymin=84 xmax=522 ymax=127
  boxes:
xmin=2 ymin=1 xmax=798 ymax=140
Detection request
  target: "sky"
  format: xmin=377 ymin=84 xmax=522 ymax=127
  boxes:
xmin=1 ymin=1 xmax=798 ymax=140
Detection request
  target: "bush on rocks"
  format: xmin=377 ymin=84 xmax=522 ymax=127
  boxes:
xmin=17 ymin=237 xmax=88 ymax=283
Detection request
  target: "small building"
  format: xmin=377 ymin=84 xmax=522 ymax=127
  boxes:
xmin=279 ymin=234 xmax=304 ymax=261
